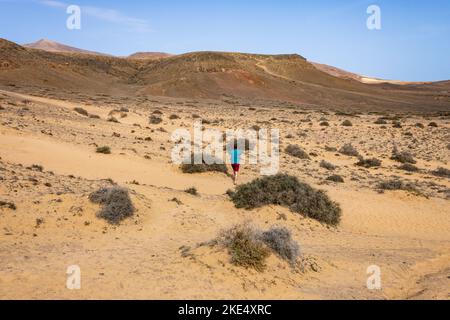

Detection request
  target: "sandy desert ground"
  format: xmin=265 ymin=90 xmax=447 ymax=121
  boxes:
xmin=0 ymin=86 xmax=449 ymax=300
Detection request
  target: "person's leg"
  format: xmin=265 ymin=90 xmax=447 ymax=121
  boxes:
xmin=234 ymin=171 xmax=238 ymax=185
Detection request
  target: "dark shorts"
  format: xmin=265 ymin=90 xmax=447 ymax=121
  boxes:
xmin=231 ymin=164 xmax=240 ymax=172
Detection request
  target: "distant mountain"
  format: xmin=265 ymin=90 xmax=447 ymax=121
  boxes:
xmin=128 ymin=52 xmax=173 ymax=60
xmin=312 ymin=62 xmax=430 ymax=85
xmin=1 ymin=38 xmax=449 ymax=112
xmin=23 ymin=39 xmax=108 ymax=56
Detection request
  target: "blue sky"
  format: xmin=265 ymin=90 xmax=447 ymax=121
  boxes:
xmin=1 ymin=0 xmax=449 ymax=81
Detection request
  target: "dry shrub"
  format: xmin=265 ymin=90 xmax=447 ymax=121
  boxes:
xmin=356 ymin=157 xmax=382 ymax=168
xmin=218 ymin=224 xmax=300 ymax=271
xmin=377 ymin=179 xmax=418 ymax=193
xmin=326 ymin=175 xmax=344 ymax=183
xmin=185 ymin=187 xmax=198 ymax=195
xmin=74 ymin=107 xmax=89 ymax=117
xmin=228 ymin=174 xmax=341 ymax=226
xmin=285 ymin=145 xmax=310 ymax=159
xmin=181 ymin=153 xmax=228 ymax=174
xmin=341 ymin=120 xmax=353 ymax=126
xmin=339 ymin=143 xmax=359 ymax=157
xmin=320 ymin=160 xmax=336 ymax=171
xmin=398 ymin=163 xmax=419 ymax=172
xmin=0 ymin=200 xmax=16 ymax=210
xmin=218 ymin=224 xmax=270 ymax=272
xmin=96 ymin=146 xmax=111 ymax=154
xmin=374 ymin=118 xmax=387 ymax=125
xmin=149 ymin=115 xmax=163 ymax=124
xmin=391 ymin=146 xmax=416 ymax=164
xmin=89 ymin=186 xmax=135 ymax=224
xmin=432 ymin=167 xmax=450 ymax=178
xmin=261 ymin=227 xmax=300 ymax=264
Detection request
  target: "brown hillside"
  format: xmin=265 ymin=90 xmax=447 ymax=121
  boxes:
xmin=128 ymin=52 xmax=173 ymax=60
xmin=1 ymin=39 xmax=449 ymax=112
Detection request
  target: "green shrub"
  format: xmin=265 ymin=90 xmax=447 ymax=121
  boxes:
xmin=229 ymin=174 xmax=341 ymax=225
xmin=169 ymin=114 xmax=180 ymax=120
xmin=96 ymin=146 xmax=111 ymax=154
xmin=428 ymin=122 xmax=438 ymax=127
xmin=319 ymin=121 xmax=329 ymax=126
xmin=285 ymin=145 xmax=310 ymax=159
xmin=89 ymin=186 xmax=135 ymax=224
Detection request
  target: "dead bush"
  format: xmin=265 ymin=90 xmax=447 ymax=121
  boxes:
xmin=149 ymin=115 xmax=163 ymax=124
xmin=398 ymin=163 xmax=419 ymax=172
xmin=0 ymin=200 xmax=16 ymax=210
xmin=391 ymin=146 xmax=416 ymax=164
xmin=356 ymin=157 xmax=382 ymax=168
xmin=261 ymin=227 xmax=300 ymax=264
xmin=432 ymin=167 xmax=450 ymax=178
xmin=341 ymin=120 xmax=353 ymax=127
xmin=89 ymin=186 xmax=135 ymax=224
xmin=339 ymin=143 xmax=359 ymax=157
xmin=326 ymin=175 xmax=344 ymax=183
xmin=96 ymin=146 xmax=111 ymax=154
xmin=74 ymin=107 xmax=88 ymax=117
xmin=181 ymin=153 xmax=228 ymax=174
xmin=218 ymin=224 xmax=270 ymax=272
xmin=285 ymin=145 xmax=310 ymax=159
xmin=320 ymin=160 xmax=336 ymax=171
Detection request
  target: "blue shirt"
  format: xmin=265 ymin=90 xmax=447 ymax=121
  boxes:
xmin=230 ymin=149 xmax=242 ymax=164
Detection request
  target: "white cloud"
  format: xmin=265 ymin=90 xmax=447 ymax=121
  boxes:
xmin=39 ymin=0 xmax=65 ymax=8
xmin=37 ymin=0 xmax=152 ymax=33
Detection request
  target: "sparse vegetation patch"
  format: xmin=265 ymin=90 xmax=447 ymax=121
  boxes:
xmin=228 ymin=174 xmax=341 ymax=225
xmin=339 ymin=143 xmax=359 ymax=157
xmin=285 ymin=145 xmax=310 ymax=159
xmin=89 ymin=186 xmax=135 ymax=224
xmin=181 ymin=153 xmax=228 ymax=174
xmin=391 ymin=147 xmax=416 ymax=164
xmin=356 ymin=157 xmax=382 ymax=168
xmin=96 ymin=146 xmax=111 ymax=154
